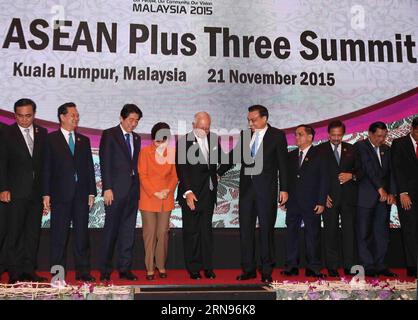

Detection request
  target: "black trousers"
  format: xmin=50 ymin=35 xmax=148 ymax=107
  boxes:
xmin=181 ymin=191 xmax=215 ymax=274
xmin=285 ymin=202 xmax=322 ymax=272
xmin=397 ymin=194 xmax=417 ymax=269
xmin=0 ymin=202 xmax=8 ymax=274
xmin=356 ymin=202 xmax=390 ymax=271
xmin=100 ymin=181 xmax=138 ymax=274
xmin=238 ymin=182 xmax=277 ymax=275
xmin=7 ymin=196 xmax=43 ymax=277
xmin=50 ymin=187 xmax=91 ymax=274
xmin=323 ymin=203 xmax=356 ymax=269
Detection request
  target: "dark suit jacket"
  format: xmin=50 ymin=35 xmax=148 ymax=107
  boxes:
xmin=175 ymin=131 xmax=232 ymax=210
xmin=0 ymin=122 xmax=7 ymax=192
xmin=355 ymin=139 xmax=396 ymax=209
xmin=237 ymin=125 xmax=288 ymax=207
xmin=99 ymin=125 xmax=141 ymax=200
xmin=42 ymin=129 xmax=97 ymax=202
xmin=391 ymin=135 xmax=418 ymax=198
xmin=317 ymin=141 xmax=361 ymax=206
xmin=1 ymin=123 xmax=47 ymax=199
xmin=287 ymin=145 xmax=329 ymax=211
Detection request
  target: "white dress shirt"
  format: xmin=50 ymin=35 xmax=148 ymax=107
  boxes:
xmin=249 ymin=125 xmax=268 ymax=155
xmin=193 ymin=130 xmax=210 ymax=162
xmin=299 ymin=144 xmax=313 ymax=164
xmin=183 ymin=131 xmax=212 ymax=198
xmin=330 ymin=141 xmax=342 ymax=159
xmin=410 ymin=134 xmax=418 ymax=155
xmin=60 ymin=127 xmax=75 ymax=145
xmin=369 ymin=140 xmax=382 ymax=166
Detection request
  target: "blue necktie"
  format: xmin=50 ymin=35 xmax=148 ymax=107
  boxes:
xmin=125 ymin=133 xmax=132 ymax=159
xmin=69 ymin=132 xmax=77 ymax=181
xmin=69 ymin=132 xmax=75 ymax=155
xmin=251 ymin=133 xmax=259 ymax=158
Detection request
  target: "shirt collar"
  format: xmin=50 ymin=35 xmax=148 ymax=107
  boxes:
xmin=120 ymin=124 xmax=131 ymax=136
xmin=193 ymin=130 xmax=208 ymax=142
xmin=410 ymin=134 xmax=417 ymax=147
xmin=330 ymin=141 xmax=341 ymax=150
xmin=254 ymin=125 xmax=268 ymax=136
xmin=18 ymin=124 xmax=33 ymax=133
xmin=60 ymin=127 xmax=74 ymax=137
xmin=299 ymin=144 xmax=312 ymax=154
xmin=368 ymin=139 xmax=379 ymax=149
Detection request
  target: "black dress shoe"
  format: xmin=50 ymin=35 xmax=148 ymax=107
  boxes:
xmin=159 ymin=272 xmax=167 ymax=279
xmin=365 ymin=269 xmax=377 ymax=277
xmin=377 ymin=269 xmax=398 ymax=277
xmin=146 ymin=274 xmax=155 ymax=281
xmin=236 ymin=271 xmax=257 ymax=281
xmin=344 ymin=268 xmax=352 ymax=276
xmin=189 ymin=272 xmax=202 ymax=280
xmin=119 ymin=271 xmax=138 ymax=281
xmin=21 ymin=272 xmax=47 ymax=283
xmin=8 ymin=278 xmax=19 ymax=284
xmin=406 ymin=268 xmax=417 ymax=278
xmin=76 ymin=273 xmax=96 ymax=282
xmin=100 ymin=272 xmax=111 ymax=282
xmin=204 ymin=270 xmax=216 ymax=279
xmin=280 ymin=267 xmax=299 ymax=276
xmin=305 ymin=269 xmax=326 ymax=278
xmin=327 ymin=269 xmax=340 ymax=278
xmin=261 ymin=273 xmax=273 ymax=283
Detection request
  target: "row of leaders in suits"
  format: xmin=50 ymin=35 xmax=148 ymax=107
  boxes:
xmin=0 ymin=100 xmax=417 ymax=284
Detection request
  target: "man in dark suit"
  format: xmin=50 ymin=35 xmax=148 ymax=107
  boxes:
xmin=282 ymin=125 xmax=328 ymax=278
xmin=99 ymin=104 xmax=142 ymax=281
xmin=42 ymin=102 xmax=97 ymax=282
xmin=391 ymin=117 xmax=418 ymax=278
xmin=317 ymin=120 xmax=361 ymax=277
xmin=0 ymin=121 xmax=8 ymax=278
xmin=234 ymin=105 xmax=288 ymax=283
xmin=175 ymin=112 xmax=232 ymax=280
xmin=0 ymin=99 xmax=47 ymax=284
xmin=355 ymin=121 xmax=397 ymax=278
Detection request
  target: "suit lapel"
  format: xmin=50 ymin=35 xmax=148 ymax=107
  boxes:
xmin=12 ymin=124 xmax=32 ymax=158
xmin=405 ymin=136 xmax=417 ymax=161
xmin=300 ymin=145 xmax=314 ymax=170
xmin=189 ymin=131 xmax=208 ymax=165
xmin=365 ymin=139 xmax=382 ymax=168
xmin=254 ymin=125 xmax=270 ymax=159
xmin=132 ymin=132 xmax=141 ymax=162
xmin=32 ymin=125 xmax=42 ymax=160
xmin=327 ymin=142 xmax=340 ymax=167
xmin=58 ymin=129 xmax=75 ymax=160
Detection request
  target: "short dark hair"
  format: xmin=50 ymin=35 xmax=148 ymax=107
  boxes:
xmin=368 ymin=121 xmax=387 ymax=133
xmin=57 ymin=102 xmax=76 ymax=123
xmin=248 ymin=105 xmax=269 ymax=120
xmin=327 ymin=120 xmax=346 ymax=134
xmin=151 ymin=122 xmax=171 ymax=141
xmin=412 ymin=117 xmax=418 ymax=129
xmin=121 ymin=104 xmax=142 ymax=120
xmin=296 ymin=124 xmax=316 ymax=139
xmin=14 ymin=98 xmax=36 ymax=113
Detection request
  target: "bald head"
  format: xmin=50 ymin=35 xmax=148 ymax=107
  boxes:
xmin=193 ymin=111 xmax=211 ymax=138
